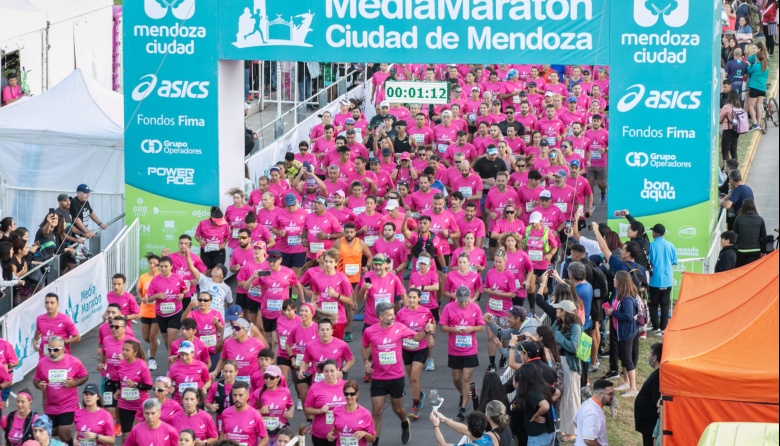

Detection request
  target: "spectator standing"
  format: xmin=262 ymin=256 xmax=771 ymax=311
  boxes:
xmin=573 ymin=379 xmax=613 ymax=446
xmin=762 ymin=0 xmax=777 ymax=56
xmin=720 ymin=170 xmax=754 ymax=229
xmin=634 ymin=343 xmax=663 ymax=446
xmin=715 ymin=231 xmax=739 ymax=272
xmin=1 ymin=73 xmax=22 ymax=106
xmin=647 ymin=224 xmax=678 ymax=336
xmin=745 ymin=43 xmax=769 ymax=131
xmin=719 ymin=90 xmax=745 ymax=164
xmin=69 ymin=184 xmax=107 ymax=239
xmin=733 ymin=198 xmax=768 ymax=266
xmin=604 ymin=271 xmax=640 ymax=398
xmin=550 ymin=299 xmax=582 ymax=443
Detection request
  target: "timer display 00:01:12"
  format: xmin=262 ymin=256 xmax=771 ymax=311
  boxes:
xmin=384 ymin=81 xmax=450 ymax=104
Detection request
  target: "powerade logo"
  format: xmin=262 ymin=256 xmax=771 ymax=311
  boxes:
xmin=131 ymin=74 xmax=210 ymax=101
xmin=616 ymin=84 xmax=701 ymax=112
xmin=141 ymin=139 xmax=203 ymax=155
xmin=641 ymin=178 xmax=675 ymax=201
xmin=147 ymin=167 xmax=195 ymax=185
xmin=633 ymin=0 xmax=689 ymax=28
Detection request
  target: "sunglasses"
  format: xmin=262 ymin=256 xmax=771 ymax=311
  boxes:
xmin=506 ymin=111 xmax=514 ymax=114
xmin=238 ymin=236 xmax=249 ymax=240
xmin=110 ymin=325 xmax=125 ymax=330
xmin=505 ymin=210 xmax=516 ymax=214
xmin=153 ymin=387 xmax=167 ymax=393
xmin=518 ymin=164 xmax=527 ymax=168
xmin=561 ymin=145 xmax=570 ymax=149
xmin=344 ymin=391 xmax=358 ymax=397
xmin=263 ymin=374 xmax=279 ymax=380
xmin=232 ymin=325 xmax=243 ymax=331
xmin=198 ymin=298 xmax=211 ymax=303
xmin=47 ymin=347 xmax=62 ymax=352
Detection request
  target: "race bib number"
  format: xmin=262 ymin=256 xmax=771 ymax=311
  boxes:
xmin=455 ymin=335 xmax=473 ymax=348
xmin=554 ymin=202 xmax=568 ymax=213
xmin=341 ymin=435 xmax=359 ymax=446
xmin=420 ymin=292 xmax=430 ymax=304
xmin=248 ymin=286 xmax=262 ymax=296
xmin=179 ymin=382 xmax=198 ymax=394
xmin=364 ymin=235 xmax=378 ymax=247
xmin=287 ymin=235 xmax=301 ymax=246
xmin=295 ymin=354 xmax=304 ymax=365
xmin=279 ymin=336 xmax=287 ymax=350
xmin=459 ymin=186 xmax=473 ymax=197
xmin=236 ymin=376 xmax=250 ymax=384
xmin=410 ymin=212 xmax=420 ymax=219
xmin=437 ymin=144 xmax=448 ymax=153
xmin=314 ymin=373 xmax=325 ymax=384
xmin=394 ymin=233 xmax=406 ymax=243
xmin=413 ymin=134 xmax=425 ymax=144
xmin=310 ymin=242 xmax=325 ymax=253
xmin=232 ymin=229 xmax=240 ymax=239
xmin=267 ymin=299 xmax=283 ymax=312
xmin=121 ymin=387 xmax=140 ymax=400
xmin=590 ymin=150 xmax=602 ymax=160
xmin=513 ymin=95 xmax=521 ymax=103
xmin=528 ymin=250 xmax=543 ymax=261
xmin=374 ymin=294 xmax=392 ymax=306
xmin=79 ymin=438 xmax=96 ymax=446
xmin=205 ymin=243 xmax=219 ymax=253
xmin=378 ymin=351 xmax=397 ymax=365
xmin=48 ymin=369 xmax=67 ymax=383
xmin=200 ymin=334 xmax=217 ymax=347
xmin=353 ymin=206 xmax=366 ymax=215
xmin=326 ymin=409 xmax=334 ymax=424
xmin=321 ymin=302 xmax=339 ymax=314
xmin=103 ymin=391 xmax=113 ymax=406
xmin=574 ymin=148 xmax=586 ymax=158
xmin=524 ymin=135 xmax=531 ymax=144
xmin=160 ymin=302 xmax=176 ymax=315
xmin=525 ymin=202 xmax=534 ymax=212
xmin=468 ymin=113 xmax=476 ymax=123
xmin=403 ymin=338 xmax=420 ymax=350
xmin=546 ymin=137 xmax=557 ymax=147
xmin=345 ymin=264 xmax=360 ymax=276
xmin=264 ymin=417 xmax=280 ymax=430
xmin=489 ymin=298 xmax=504 ymax=312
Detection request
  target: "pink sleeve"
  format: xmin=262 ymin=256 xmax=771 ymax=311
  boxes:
xmin=124 ymin=430 xmax=137 ymax=446
xmin=444 ymin=275 xmax=454 ymax=293
xmin=341 ymin=343 xmax=354 ymax=362
xmin=67 ymin=319 xmax=80 ymax=338
xmin=205 ymin=382 xmax=217 ymax=403
xmin=475 ymin=275 xmax=483 ymax=293
xmin=128 ymin=296 xmax=140 ymax=314
xmin=194 ymin=256 xmax=207 ymax=273
xmin=195 ymin=221 xmax=204 ymax=238
xmin=200 ymin=349 xmax=210 ymax=365
xmin=205 ymin=416 xmax=218 ymax=439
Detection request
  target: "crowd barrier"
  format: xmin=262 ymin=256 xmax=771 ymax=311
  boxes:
xmin=0 ymin=218 xmax=140 ymax=383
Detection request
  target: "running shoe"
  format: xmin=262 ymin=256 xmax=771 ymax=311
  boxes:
xmin=486 ymin=364 xmax=497 ymax=373
xmin=457 ymin=407 xmax=466 ymax=420
xmin=401 ymin=420 xmax=411 ymax=444
xmin=344 ymin=331 xmax=354 ymax=342
xmin=614 ymin=383 xmax=630 ymax=392
xmin=603 ymin=371 xmax=619 ymax=380
xmin=148 ymin=358 xmax=158 ymax=371
xmin=588 ymin=362 xmax=600 ymax=374
xmin=425 ymin=358 xmax=435 ymax=371
xmin=498 ymin=355 xmax=507 ymax=369
xmin=114 ymin=422 xmax=122 ymax=437
xmin=418 ymin=392 xmax=425 ymax=410
xmin=621 ymin=389 xmax=639 ymax=398
xmin=750 ymin=123 xmax=762 ymax=131
xmin=409 ymin=406 xmax=420 ymax=420
xmin=297 ymin=400 xmax=303 ymax=411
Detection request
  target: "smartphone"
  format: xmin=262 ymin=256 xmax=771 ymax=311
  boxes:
xmin=256 ymin=270 xmax=271 ymax=277
xmin=547 ymin=264 xmax=555 ymax=271
xmin=565 ymin=221 xmax=572 ymax=229
xmin=602 ymin=302 xmax=611 ymax=310
xmin=49 ymin=208 xmax=55 ymax=214
xmin=364 ymin=277 xmax=371 ymax=285
xmin=614 ymin=210 xmax=627 ymax=217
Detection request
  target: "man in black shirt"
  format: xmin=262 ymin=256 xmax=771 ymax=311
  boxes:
xmin=70 ymin=184 xmax=107 ymax=239
xmin=634 ymin=342 xmax=662 ymax=446
xmin=473 ymin=145 xmax=508 ymax=198
xmin=498 ymin=105 xmax=525 ymax=137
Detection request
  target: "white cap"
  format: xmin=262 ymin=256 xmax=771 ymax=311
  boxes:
xmin=544 ymin=91 xmax=555 ymax=97
xmin=385 ymin=199 xmax=399 ymax=210
xmin=417 ymin=256 xmax=431 ymax=265
xmin=529 ymin=211 xmax=543 ymax=224
xmin=441 ymin=110 xmax=453 ymax=117
xmin=380 ymin=101 xmax=390 ymax=108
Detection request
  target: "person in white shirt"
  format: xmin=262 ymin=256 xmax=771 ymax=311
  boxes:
xmin=574 ymin=379 xmax=614 ymax=446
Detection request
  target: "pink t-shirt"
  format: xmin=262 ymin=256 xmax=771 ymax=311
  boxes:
xmin=449 ymin=174 xmax=484 ymax=215
xmin=309 ymin=270 xmax=353 ymax=324
xmin=276 ymin=314 xmax=300 ymax=360
xmin=524 ymin=227 xmax=560 ymax=270
xmin=195 ymin=220 xmax=230 ymax=247
xmin=433 ymin=124 xmax=459 ymax=153
xmin=485 ymin=188 xmax=520 ymax=230
xmin=409 ymin=189 xmax=437 ymax=214
xmin=101 ymin=333 xmax=135 ymax=380
xmin=254 ymin=266 xmax=298 ymax=319
xmin=500 ymin=80 xmax=525 ymax=109
xmin=124 ymin=421 xmax=178 ymax=446
xmin=566 ymin=175 xmax=593 ymax=210
xmin=74 ymin=408 xmax=114 ymax=445
xmin=256 ymin=207 xmax=279 ymax=231
xmin=221 ymin=336 xmax=266 ymax=380
xmin=439 ymin=301 xmax=484 ymax=357
xmin=396 ymin=307 xmax=434 ymax=352
xmin=450 ymin=247 xmax=487 ymax=272
xmin=355 ymin=212 xmax=383 ymax=245
xmin=372 ymin=236 xmax=407 ymax=269
xmin=147 ymin=274 xmax=187 ymax=317
xmin=117 ymin=359 xmax=152 ymax=412
xmin=6 ymin=412 xmax=38 ymax=446
xmin=518 ymin=185 xmax=543 ymax=223
xmin=304 ymin=379 xmax=346 ymax=438
xmin=584 ymin=128 xmax=609 ymax=167
xmin=509 ymin=170 xmax=530 ymax=189
xmin=230 ymin=246 xmax=255 ymax=270
xmin=304 ymin=211 xmax=342 ymax=258
xmin=251 ymin=386 xmax=293 ymax=431
xmin=186 ymin=309 xmax=224 ymax=353
xmin=359 ymin=271 xmax=406 ymax=325
xmin=362 ymin=322 xmax=417 ymax=380
xmin=288 ymin=321 xmax=318 ymax=364
xmin=455 ymin=215 xmax=487 ymax=247
xmin=505 ymin=249 xmax=534 ymax=298
xmin=531 ymin=204 xmax=565 ymax=232
xmin=408 ymin=126 xmax=434 ymax=147
xmin=409 ymin=269 xmax=440 ymax=309
xmin=547 ymin=184 xmax=578 ymax=217
xmin=168 ymin=251 xmax=206 ymax=298
xmin=445 ymin=270 xmax=483 ymax=298
xmin=170 ymin=410 xmax=218 ymax=441
xmin=236 ymin=259 xmax=267 ymax=296
xmin=332 ymin=405 xmax=376 ymax=446
xmin=423 ymin=209 xmax=460 ymax=256
xmin=0 ymin=338 xmax=18 ymax=372
xmin=493 ymin=218 xmax=527 ymax=240
xmin=107 ymin=291 xmax=140 ymax=322
xmin=134 ymin=398 xmax=182 ymax=424
xmin=273 ymin=208 xmax=308 ymax=254
xmin=36 ymin=312 xmax=78 ymax=357
xmin=98 ymin=318 xmax=137 ymax=347
xmin=225 ymin=205 xmax=252 ymax=249
xmin=303 ymin=338 xmax=354 ymax=373
xmin=34 ymin=354 xmax=88 ymax=414
xmin=168 ymin=359 xmax=210 ymax=402
xmin=536 ymin=118 xmax=566 ymax=148
xmin=205 ymin=380 xmax=235 ymax=413
xmin=484 ymin=269 xmax=518 ymax=317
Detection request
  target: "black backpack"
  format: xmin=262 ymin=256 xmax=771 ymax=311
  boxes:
xmin=4 ymin=411 xmax=36 ymax=444
xmin=582 ymin=259 xmax=609 ymax=318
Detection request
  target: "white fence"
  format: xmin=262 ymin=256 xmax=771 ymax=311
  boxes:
xmin=0 ymin=218 xmax=140 ymax=383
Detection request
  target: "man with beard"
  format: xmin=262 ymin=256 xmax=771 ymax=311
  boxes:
xmin=332 ymin=222 xmax=374 ymax=342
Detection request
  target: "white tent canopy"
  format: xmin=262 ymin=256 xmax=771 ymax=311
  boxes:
xmin=0 ymin=68 xmax=124 ymax=245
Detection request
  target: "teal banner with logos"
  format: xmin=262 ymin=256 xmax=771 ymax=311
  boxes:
xmin=124 ymin=0 xmax=220 ymax=260
xmin=608 ymin=0 xmax=720 ymax=290
xmin=217 ymin=0 xmax=610 ymax=65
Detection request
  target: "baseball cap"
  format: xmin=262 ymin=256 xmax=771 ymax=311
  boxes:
xmin=385 ymin=199 xmax=399 ymax=210
xmin=399 ymin=152 xmax=411 ymax=161
xmin=369 ymin=157 xmax=380 ymax=164
xmin=57 ymin=193 xmax=69 ymax=202
xmin=267 ymin=250 xmax=282 ymax=261
xmin=544 ymin=91 xmax=555 ymax=97
xmin=539 ymin=190 xmax=552 ymax=199
xmin=570 ymin=159 xmax=581 ymax=168
xmin=32 ymin=415 xmax=53 ymax=436
xmin=380 ymin=101 xmax=390 ymax=108
xmin=345 ymin=118 xmax=355 ymax=124
xmin=527 ymin=81 xmax=537 ymax=88
xmin=506 ymin=68 xmax=519 ymax=80
xmin=252 ymin=241 xmax=266 ymax=250
xmin=381 ymin=148 xmax=393 ymax=157
xmin=552 ymin=300 xmax=577 ymax=313
xmin=225 ymin=305 xmax=242 ymax=321
xmin=486 ymin=147 xmax=498 ymax=155
xmin=265 ymin=365 xmax=282 ymax=377
xmin=491 ymin=99 xmax=502 ymax=105
xmin=567 ymin=97 xmax=578 ymax=103
xmin=178 ymin=340 xmax=195 ymax=354
xmin=335 ymin=190 xmax=346 ymax=198
xmin=583 ymin=69 xmax=591 ymax=75
xmin=76 ymin=183 xmax=92 ymax=193
xmin=417 ymin=256 xmax=431 ymax=265
xmin=234 ymin=318 xmax=252 ymax=331
xmin=372 ymin=255 xmax=388 ymax=264
xmin=554 ymin=169 xmax=568 ymax=178
xmin=651 ymin=223 xmax=666 ymax=235
xmin=519 ymin=90 xmax=527 ymax=96
xmin=508 ymin=306 xmax=527 ymax=319
xmin=519 ymin=341 xmax=541 ymax=358
xmin=305 ymin=178 xmax=317 ymax=186
xmin=455 ymin=286 xmax=471 ymax=301
xmin=82 ymin=383 xmax=100 ymax=395
xmin=441 ymin=110 xmax=452 ymax=117
xmin=471 ymin=86 xmax=480 ymax=92
xmin=284 ymin=193 xmax=297 ymax=206
xmin=529 ymin=211 xmax=543 ymax=224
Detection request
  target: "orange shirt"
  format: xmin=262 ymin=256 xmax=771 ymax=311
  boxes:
xmin=137 ymin=272 xmax=157 ymax=318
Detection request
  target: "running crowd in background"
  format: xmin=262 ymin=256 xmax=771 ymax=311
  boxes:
xmin=0 ymin=184 xmax=108 ymax=307
xmin=0 ymin=57 xmax=772 ymax=446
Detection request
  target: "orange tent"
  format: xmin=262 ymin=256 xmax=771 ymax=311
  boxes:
xmin=660 ymin=251 xmax=779 ymax=446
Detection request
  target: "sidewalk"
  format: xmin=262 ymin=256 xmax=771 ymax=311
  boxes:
xmin=745 ymin=123 xmax=779 ymax=232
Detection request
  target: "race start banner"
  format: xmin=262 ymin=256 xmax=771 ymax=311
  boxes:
xmin=608 ymin=0 xmax=721 ymax=295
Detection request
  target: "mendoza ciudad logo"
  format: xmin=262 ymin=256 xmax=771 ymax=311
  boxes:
xmin=625 ymin=0 xmax=697 ymax=64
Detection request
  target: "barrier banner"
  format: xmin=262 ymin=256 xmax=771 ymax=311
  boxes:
xmin=608 ymin=0 xmax=720 ymax=298
xmin=218 ymin=0 xmax=610 ymax=65
xmin=123 ymin=0 xmax=220 ymax=267
xmin=6 ymin=254 xmax=108 ymax=383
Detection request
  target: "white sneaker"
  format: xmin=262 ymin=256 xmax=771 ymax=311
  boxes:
xmin=425 ymin=358 xmax=435 ymax=371
xmin=148 ymin=358 xmax=158 ymax=371
xmin=614 ymin=383 xmax=630 ymax=392
xmin=296 ymin=400 xmax=303 ymax=411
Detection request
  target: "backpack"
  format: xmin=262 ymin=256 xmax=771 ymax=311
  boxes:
xmin=582 ymin=260 xmax=609 ymax=318
xmin=634 ymin=296 xmax=649 ymax=327
xmin=748 ymin=4 xmax=762 ymax=33
xmin=731 ymin=107 xmax=750 ymax=134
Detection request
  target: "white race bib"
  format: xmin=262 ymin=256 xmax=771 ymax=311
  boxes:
xmin=102 ymin=392 xmax=113 ymax=406
xmin=160 ymin=302 xmax=176 ymax=314
xmin=394 ymin=233 xmax=405 ymax=243
xmin=248 ymin=285 xmax=262 ymax=296
xmin=341 ymin=435 xmax=359 ymax=446
xmin=374 ymin=294 xmax=392 ymax=306
xmin=178 ymin=382 xmax=198 ymax=394
xmin=325 ymin=409 xmax=334 ymax=424
xmin=524 ymin=135 xmax=531 ymax=144
xmin=437 ymin=143 xmax=448 ymax=153
xmin=574 ymin=149 xmax=586 ymax=158
xmin=489 ymin=298 xmax=504 ymax=312
xmin=378 ymin=351 xmax=397 ymax=365
xmin=295 ymin=354 xmax=304 ymax=365
xmin=515 ymin=279 xmax=523 ymax=290
xmin=403 ymin=338 xmax=420 ymax=350
xmin=321 ymin=302 xmax=339 ymax=314
xmin=413 ymin=134 xmax=425 ymax=144
xmin=200 ymin=334 xmax=217 ymax=347
xmin=345 ymin=264 xmax=360 ymax=276
xmin=287 ymin=235 xmax=302 ymax=246
xmin=232 ymin=228 xmax=240 ymax=239
xmin=314 ymin=373 xmax=325 ymax=384
xmin=267 ymin=299 xmax=283 ymax=312
xmin=513 ymin=95 xmax=521 ymax=104
xmin=364 ymin=235 xmax=378 ymax=247
xmin=546 ymin=137 xmax=557 ymax=146
xmin=455 ymin=335 xmax=473 ymax=348
xmin=554 ymin=202 xmax=568 ymax=213
xmin=591 ymin=150 xmax=602 ymax=160
xmin=528 ymin=250 xmax=543 ymax=261
xmin=310 ymin=242 xmax=325 ymax=253
xmin=236 ymin=376 xmax=251 ymax=384
xmin=279 ymin=336 xmax=288 ymax=350
xmin=205 ymin=243 xmax=220 ymax=253
xmin=420 ymin=292 xmax=430 ymax=304
xmin=353 ymin=206 xmax=366 ymax=215
xmin=121 ymin=387 xmax=140 ymax=400
xmin=48 ymin=369 xmax=67 ymax=383
xmin=264 ymin=417 xmax=280 ymax=430
xmin=525 ymin=202 xmax=534 ymax=212
xmin=459 ymin=186 xmax=473 ymax=197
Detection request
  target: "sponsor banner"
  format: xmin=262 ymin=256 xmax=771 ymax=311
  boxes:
xmin=6 ymin=254 xmax=107 ymax=383
xmin=608 ymin=0 xmax=719 ymax=259
xmin=218 ymin=0 xmax=610 ymax=64
xmin=124 ymin=0 xmax=219 ymax=269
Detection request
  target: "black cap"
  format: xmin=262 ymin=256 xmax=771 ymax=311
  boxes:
xmin=267 ymin=250 xmax=282 ymax=260
xmin=57 ymin=193 xmax=70 ymax=202
xmin=83 ymin=383 xmax=100 ymax=394
xmin=651 ymin=223 xmax=666 ymax=235
xmin=519 ymin=341 xmax=541 ymax=359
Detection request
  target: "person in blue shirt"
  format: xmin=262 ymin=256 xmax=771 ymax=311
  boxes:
xmin=720 ymin=169 xmax=755 ymax=229
xmin=591 ymin=222 xmax=648 ymax=284
xmin=567 ymin=261 xmax=594 ymax=388
xmin=647 ymin=224 xmax=678 ymax=336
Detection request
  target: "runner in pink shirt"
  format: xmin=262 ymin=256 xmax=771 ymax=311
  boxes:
xmin=167 ymin=341 xmax=211 ymax=403
xmin=114 ymin=340 xmax=153 ymax=436
xmin=566 ymin=161 xmax=594 ymax=222
xmin=165 ymin=236 xmax=207 ymax=300
xmin=333 ymin=101 xmax=352 ymax=129
xmin=124 ymin=399 xmax=178 ymax=446
xmin=445 ymin=254 xmax=483 ymax=304
xmin=548 ymin=170 xmax=579 ymax=222
xmin=532 ymin=191 xmax=566 ymax=234
xmin=107 ymin=275 xmax=140 ymax=328
xmin=303 ymin=361 xmax=346 ymax=444
xmin=499 ymin=69 xmax=525 ymax=110
xmin=309 ymin=112 xmax=333 ymax=142
xmin=517 ymin=170 xmax=544 ymax=224
xmin=509 ymin=159 xmax=530 ymax=189
xmin=328 ymin=191 xmax=357 ymax=226
xmin=524 ymin=212 xmax=560 ymax=273
xmin=361 ymin=302 xmax=432 ymax=441
xmin=371 ymin=64 xmax=391 ymax=105
xmin=408 ymin=255 xmax=440 ymax=318
xmin=396 ymin=289 xmax=436 ymax=417
xmin=544 ymin=72 xmax=568 ymax=97
xmin=275 ymin=300 xmax=300 ymax=375
xmin=515 ymin=102 xmax=539 ymax=145
xmin=348 ymin=158 xmax=378 ymax=197
xmin=536 ymin=104 xmax=566 ymax=148
xmin=132 ymin=377 xmax=180 ymax=425
xmin=433 ymin=112 xmax=460 ymax=156
xmin=146 ymin=256 xmax=187 ymax=351
xmin=485 ymin=172 xmax=520 ymax=230
xmin=219 ymin=382 xmax=268 ymax=446
xmin=455 ymin=203 xmax=487 ymax=249
xmin=181 ymin=293 xmax=225 ymax=356
xmin=368 ymin=159 xmax=395 ymax=197
xmin=372 ymin=221 xmax=408 ymax=271
xmin=408 ymin=113 xmax=434 ymax=150
xmin=303 ymin=198 xmax=343 ymax=259
xmin=423 ymin=195 xmax=461 ymax=256
xmin=229 ymin=228 xmax=258 ymax=271
xmin=483 ymin=250 xmax=518 ymax=372
xmin=481 ymin=71 xmax=502 ymax=95
xmin=357 ymin=258 xmax=407 ymax=327
xmin=501 ymin=232 xmax=535 ymax=307
xmin=99 ymin=317 xmax=135 ymax=385
xmin=34 ymin=293 xmax=79 ymax=358
xmin=214 ymin=318 xmax=266 ymax=384
xmin=271 ymin=194 xmax=308 ymax=273
xmin=170 ymin=389 xmax=218 ymax=443
xmin=503 ymin=127 xmax=527 ymax=155
xmin=312 ymin=127 xmax=336 ymax=176
xmin=32 ymin=336 xmax=88 ymax=443
xmin=225 ymin=189 xmax=252 ymax=250
xmin=355 ymin=196 xmax=383 ymax=248
xmin=584 ymin=114 xmax=609 ymax=202
xmin=443 ymin=133 xmax=478 ymax=165
xmin=450 ymin=233 xmax=488 ymax=274
xmin=439 ymin=287 xmax=485 ymax=417
xmin=74 ymin=386 xmax=115 ymax=446
xmin=254 ymin=191 xmax=279 ymax=231
xmin=300 ymin=319 xmax=354 ymax=384
xmin=204 ymin=361 xmax=238 ymax=425
xmin=303 ymin=251 xmax=353 ymax=339
xmin=195 ymin=208 xmax=231 ymax=269
xmin=491 ymin=203 xmax=527 ymax=243
xmin=329 ymin=384 xmax=377 ymax=446
xmin=559 ymin=97 xmax=586 ymax=133
xmin=252 ymin=253 xmax=303 ymax=342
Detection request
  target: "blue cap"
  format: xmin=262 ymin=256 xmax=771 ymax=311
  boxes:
xmin=567 ymin=97 xmax=578 ymax=103
xmin=225 ymin=305 xmax=242 ymax=321
xmin=345 ymin=118 xmax=355 ymax=124
xmin=570 ymin=159 xmax=581 ymax=167
xmin=284 ymin=193 xmax=297 ymax=206
xmin=76 ymin=183 xmax=92 ymax=193
xmin=505 ymin=69 xmax=518 ymax=80
xmin=555 ymin=169 xmax=568 ymax=177
xmin=33 ymin=415 xmax=53 ymax=435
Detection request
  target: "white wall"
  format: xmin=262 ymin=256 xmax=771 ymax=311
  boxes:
xmin=0 ymin=30 xmax=45 ymax=96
